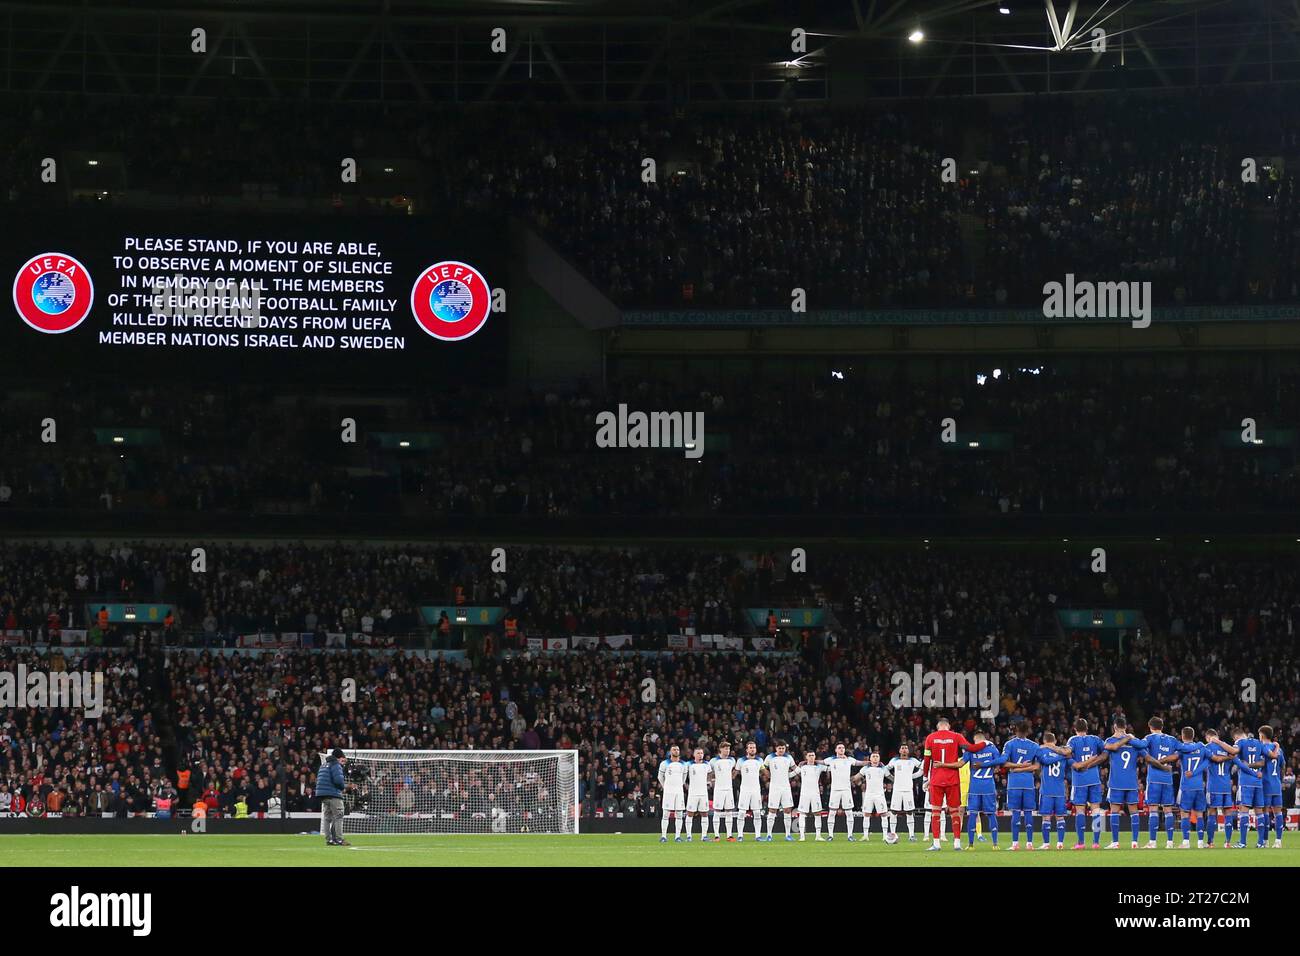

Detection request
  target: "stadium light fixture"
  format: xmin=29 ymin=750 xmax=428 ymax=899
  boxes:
xmin=998 ymin=5 xmax=1011 ymax=14
xmin=399 ymin=440 xmax=411 ymax=448
xmin=112 ymin=435 xmax=125 ymax=444
xmin=908 ymin=29 xmax=924 ymax=43
xmin=87 ymin=159 xmax=99 ymax=166
xmin=967 ymin=441 xmax=980 ymax=448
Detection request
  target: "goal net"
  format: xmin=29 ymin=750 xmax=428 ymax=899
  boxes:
xmin=319 ymin=749 xmax=579 ymax=835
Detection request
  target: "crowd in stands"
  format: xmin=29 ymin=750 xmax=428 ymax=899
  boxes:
xmin=1 ymin=537 xmax=1298 ymax=817
xmin=1 ymin=369 xmax=1296 ymax=519
xmin=978 ymin=96 xmax=1262 ymax=309
xmin=2 ymin=89 xmax=1298 ymax=308
xmin=0 ymin=624 xmax=1295 ymax=820
xmin=0 ymin=540 xmax=763 ymax=647
xmin=3 ymin=538 xmax=1298 ymax=650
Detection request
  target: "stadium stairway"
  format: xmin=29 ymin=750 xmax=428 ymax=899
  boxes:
xmin=959 ymin=211 xmax=987 ymax=288
xmin=1115 ymin=662 xmax=1148 ymax=732
xmin=1244 ymin=203 xmax=1276 ymax=295
xmin=137 ymin=634 xmax=182 ymax=782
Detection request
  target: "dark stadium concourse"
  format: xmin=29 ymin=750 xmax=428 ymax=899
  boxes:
xmin=0 ymin=0 xmax=1296 ymax=920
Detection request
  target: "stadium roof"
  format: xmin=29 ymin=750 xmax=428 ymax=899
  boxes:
xmin=0 ymin=0 xmax=1291 ymax=100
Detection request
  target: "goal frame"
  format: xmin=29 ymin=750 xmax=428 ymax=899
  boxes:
xmin=319 ymin=749 xmax=581 ymax=835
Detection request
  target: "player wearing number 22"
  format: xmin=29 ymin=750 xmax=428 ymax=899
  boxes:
xmin=958 ymin=731 xmax=1005 ymax=848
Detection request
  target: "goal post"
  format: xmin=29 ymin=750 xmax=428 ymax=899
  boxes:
xmin=319 ymin=749 xmax=580 ymax=835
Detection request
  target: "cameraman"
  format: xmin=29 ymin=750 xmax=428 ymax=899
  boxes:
xmin=317 ymin=747 xmax=350 ymax=847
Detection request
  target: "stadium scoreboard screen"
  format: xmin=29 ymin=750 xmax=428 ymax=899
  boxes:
xmin=4 ymin=210 xmax=506 ymax=381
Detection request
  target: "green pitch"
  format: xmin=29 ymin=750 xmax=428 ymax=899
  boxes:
xmin=0 ymin=833 xmax=1294 ymax=867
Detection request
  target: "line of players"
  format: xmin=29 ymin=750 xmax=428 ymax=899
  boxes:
xmin=656 ymin=739 xmax=924 ymax=842
xmin=656 ymin=717 xmax=1288 ymax=850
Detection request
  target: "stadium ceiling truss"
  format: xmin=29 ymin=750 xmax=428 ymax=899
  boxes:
xmin=0 ymin=0 xmax=1296 ymax=103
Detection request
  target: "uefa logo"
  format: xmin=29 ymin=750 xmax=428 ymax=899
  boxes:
xmin=12 ymin=252 xmax=95 ymax=334
xmin=410 ymin=260 xmax=491 ymax=342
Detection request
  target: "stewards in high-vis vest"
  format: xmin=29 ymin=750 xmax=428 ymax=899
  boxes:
xmin=234 ymin=797 xmax=249 ymax=819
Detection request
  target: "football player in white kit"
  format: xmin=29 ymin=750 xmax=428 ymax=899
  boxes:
xmin=822 ymin=742 xmax=868 ymax=840
xmin=762 ymin=741 xmax=798 ymax=842
xmin=886 ymin=744 xmax=925 ymax=841
xmin=795 ymin=751 xmax=828 ymax=841
xmin=856 ymin=751 xmax=891 ymax=841
xmin=657 ymin=745 xmax=689 ymax=842
xmin=709 ymin=741 xmax=738 ymax=841
xmin=735 ymin=741 xmax=765 ymax=841
xmin=684 ymin=748 xmax=713 ymax=842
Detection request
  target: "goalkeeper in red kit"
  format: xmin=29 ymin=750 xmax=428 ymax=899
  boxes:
xmin=922 ymin=717 xmax=988 ymax=851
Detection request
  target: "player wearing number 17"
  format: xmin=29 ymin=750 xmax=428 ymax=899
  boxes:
xmin=1174 ymin=727 xmax=1211 ymax=848
xmin=921 ymin=717 xmax=988 ymax=851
